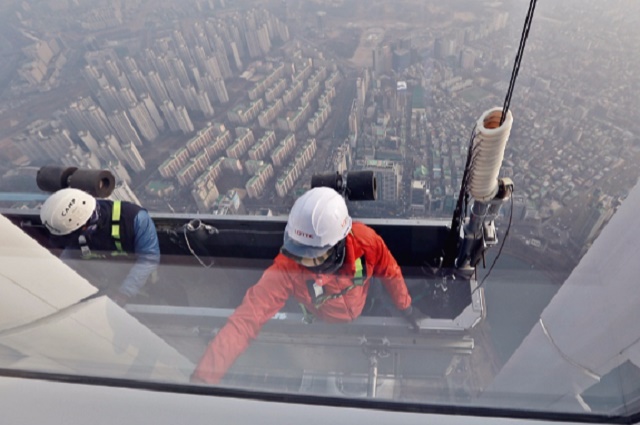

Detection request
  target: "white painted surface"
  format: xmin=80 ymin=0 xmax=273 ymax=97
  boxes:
xmin=486 ymin=180 xmax=640 ymax=411
xmin=0 ymin=376 xmax=604 ymax=425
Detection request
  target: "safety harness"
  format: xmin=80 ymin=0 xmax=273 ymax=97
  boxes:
xmin=300 ymin=256 xmax=366 ymax=323
xmin=79 ymin=201 xmax=126 ymax=259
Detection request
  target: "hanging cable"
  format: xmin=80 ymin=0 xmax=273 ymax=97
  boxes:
xmin=443 ymin=125 xmax=478 ymax=267
xmin=501 ymin=0 xmax=538 ymax=126
xmin=448 ymin=1 xmax=537 ymax=272
xmin=184 ymin=225 xmax=214 ymax=268
xmin=444 ymin=107 xmax=512 ymax=268
xmin=181 ymin=219 xmax=284 ymax=268
xmin=471 ymin=1 xmax=538 ymax=283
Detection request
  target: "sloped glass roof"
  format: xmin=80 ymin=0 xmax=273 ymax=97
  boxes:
xmin=2 ymin=0 xmax=640 ymax=423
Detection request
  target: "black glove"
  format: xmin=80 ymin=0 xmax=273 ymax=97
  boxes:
xmin=401 ymin=305 xmax=428 ymax=332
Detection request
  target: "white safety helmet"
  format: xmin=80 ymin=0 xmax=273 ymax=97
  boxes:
xmin=282 ymin=187 xmax=352 ymax=258
xmin=40 ymin=188 xmax=97 ymax=236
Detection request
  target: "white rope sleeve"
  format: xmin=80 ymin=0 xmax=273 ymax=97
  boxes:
xmin=468 ymin=107 xmax=513 ymax=202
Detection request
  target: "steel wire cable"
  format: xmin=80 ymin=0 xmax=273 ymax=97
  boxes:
xmin=501 ymin=0 xmax=539 ymax=125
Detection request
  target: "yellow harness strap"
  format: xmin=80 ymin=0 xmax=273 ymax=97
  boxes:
xmin=111 ymin=201 xmax=124 ymax=254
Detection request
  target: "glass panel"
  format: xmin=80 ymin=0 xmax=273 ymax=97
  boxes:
xmin=1 ymin=0 xmax=640 ymax=422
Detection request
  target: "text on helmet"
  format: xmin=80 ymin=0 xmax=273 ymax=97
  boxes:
xmin=294 ymin=229 xmax=313 ymax=239
xmin=61 ymin=198 xmax=76 ymax=216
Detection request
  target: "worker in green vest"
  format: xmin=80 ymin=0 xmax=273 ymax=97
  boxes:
xmin=40 ymin=188 xmax=160 ymax=304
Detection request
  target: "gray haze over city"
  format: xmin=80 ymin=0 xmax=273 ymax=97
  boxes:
xmin=0 ymin=0 xmax=639 ymax=276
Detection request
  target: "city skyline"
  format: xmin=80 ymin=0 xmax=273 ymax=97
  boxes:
xmin=0 ymin=0 xmax=638 ymax=267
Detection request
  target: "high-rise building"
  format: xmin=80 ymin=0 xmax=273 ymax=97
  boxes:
xmin=108 ymin=109 xmax=143 ymax=146
xmin=204 ymin=56 xmax=223 ymax=80
xmin=365 ymin=159 xmax=401 ymax=202
xmin=96 ymin=141 xmax=120 ymax=164
xmin=18 ymin=61 xmax=46 ymax=85
xmin=82 ymin=65 xmax=106 ymax=92
xmin=159 ymin=146 xmax=191 ymax=178
xmin=274 ymin=139 xmax=316 ymax=197
xmin=248 ymin=131 xmax=277 ymax=161
xmin=230 ymin=41 xmax=243 ymax=71
xmin=62 ymin=145 xmax=99 ymax=169
xmin=434 ymin=37 xmax=456 ymax=59
xmin=172 ymin=30 xmax=188 ymax=50
xmin=13 ymin=133 xmax=45 ymax=163
xmin=227 ymin=99 xmax=264 ymax=125
xmin=459 ymin=49 xmax=475 ymax=70
xmin=356 ymin=77 xmax=366 ymax=108
xmin=48 ymin=127 xmax=73 ymax=153
xmin=139 ymin=94 xmax=165 ymax=131
xmin=270 ymin=133 xmax=296 ymax=167
xmin=258 ymin=99 xmax=284 ymax=129
xmin=195 ymin=34 xmax=212 ymax=56
xmin=307 ymin=105 xmax=331 ymax=136
xmin=194 ymin=89 xmax=215 ymax=117
xmin=128 ymin=70 xmax=150 ymax=96
xmin=108 ymin=160 xmax=132 ymax=185
xmin=226 ymin=127 xmax=254 ymax=159
xmin=109 ymin=181 xmax=142 ymax=205
xmin=128 ymin=101 xmax=160 ymax=142
xmin=265 ymin=79 xmax=287 ymax=103
xmin=212 ymin=190 xmax=244 ymax=215
xmin=121 ymin=141 xmax=146 ymax=172
xmin=212 ymin=78 xmax=229 ymax=104
xmin=570 ymin=200 xmax=614 ymax=251
xmin=192 ymin=179 xmax=220 ymax=212
xmin=246 ymin=164 xmax=274 ymax=198
xmin=118 ymin=87 xmax=138 ymax=107
xmin=393 ymin=48 xmax=411 ymax=73
xmin=160 ymin=100 xmax=181 ymax=133
xmin=193 ymin=45 xmax=208 ymax=72
xmin=160 ymin=100 xmax=194 ymax=133
xmin=190 ymin=66 xmax=204 ymax=92
xmin=373 ymin=44 xmax=393 ymax=75
xmin=146 ymin=71 xmax=170 ymax=104
xmin=257 ymin=24 xmax=271 ymax=54
xmin=98 ymin=86 xmax=122 ymax=112
xmin=78 ymin=131 xmax=100 ymax=155
xmin=85 ymin=105 xmax=113 ymax=140
xmin=177 ymin=44 xmax=194 ymax=69
xmin=117 ymin=74 xmax=132 ymax=91
xmin=282 ymin=79 xmax=304 ymax=106
xmin=122 ymin=56 xmax=140 ymax=73
xmin=164 ymin=77 xmax=186 ymax=107
xmin=103 ymin=59 xmax=122 ymax=86
xmin=175 ymin=105 xmax=194 ymax=133
xmin=154 ymin=55 xmax=173 ymax=80
xmin=409 ymin=180 xmax=427 ymax=215
xmin=331 ymin=144 xmax=350 ymax=174
xmin=17 ymin=125 xmax=74 ymax=163
xmin=170 ymin=57 xmax=191 ymax=87
xmin=178 ymin=158 xmax=206 ymax=187
xmin=348 ymin=99 xmax=359 ymax=148
xmin=64 ymin=101 xmax=90 ymax=135
xmin=245 ymin=30 xmax=262 ymax=58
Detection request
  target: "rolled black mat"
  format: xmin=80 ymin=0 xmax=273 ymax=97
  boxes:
xmin=67 ymin=169 xmax=116 ymax=198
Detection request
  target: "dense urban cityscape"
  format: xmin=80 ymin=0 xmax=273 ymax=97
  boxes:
xmin=0 ymin=0 xmax=639 ymax=274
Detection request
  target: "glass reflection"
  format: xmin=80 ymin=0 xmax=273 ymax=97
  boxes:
xmin=1 ymin=0 xmax=640 ymax=421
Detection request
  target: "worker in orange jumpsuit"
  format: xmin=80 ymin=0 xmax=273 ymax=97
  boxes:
xmin=192 ymin=187 xmax=426 ymax=384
